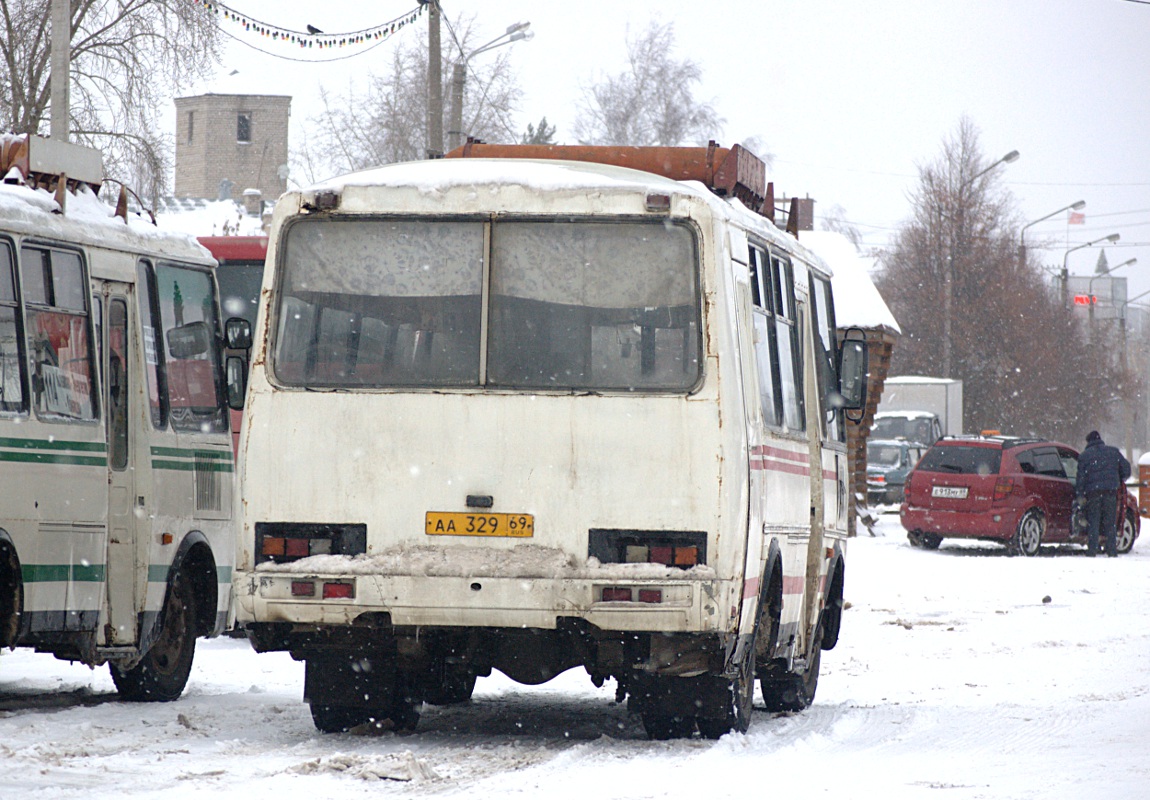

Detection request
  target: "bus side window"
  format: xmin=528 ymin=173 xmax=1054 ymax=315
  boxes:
xmin=20 ymin=246 xmax=97 ymax=421
xmin=770 ymin=255 xmax=804 ymax=431
xmin=0 ymin=240 xmax=26 ymax=413
xmin=748 ymin=245 xmax=781 ymax=427
xmin=155 ymin=263 xmax=227 ymax=433
xmin=137 ymin=260 xmax=168 ymax=429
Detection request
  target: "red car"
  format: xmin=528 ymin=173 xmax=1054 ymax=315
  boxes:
xmin=901 ymin=436 xmax=1140 ymax=555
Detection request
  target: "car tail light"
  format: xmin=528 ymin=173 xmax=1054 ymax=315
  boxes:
xmin=601 ymin=587 xmax=632 ymax=602
xmin=993 ymin=477 xmax=1015 ymax=501
xmin=870 ymin=474 xmax=887 ymax=485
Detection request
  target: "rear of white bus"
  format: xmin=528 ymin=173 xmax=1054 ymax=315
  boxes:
xmin=233 ymin=162 xmax=752 ymax=736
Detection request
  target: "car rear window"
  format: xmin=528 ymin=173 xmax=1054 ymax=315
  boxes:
xmin=917 ymin=444 xmax=1001 ymax=476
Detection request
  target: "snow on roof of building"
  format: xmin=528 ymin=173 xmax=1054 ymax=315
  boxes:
xmin=799 ymin=230 xmax=900 ymax=334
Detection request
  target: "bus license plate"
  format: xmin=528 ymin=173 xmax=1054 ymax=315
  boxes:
xmin=932 ymin=486 xmax=969 ymax=499
xmin=425 ymin=512 xmax=534 ymax=537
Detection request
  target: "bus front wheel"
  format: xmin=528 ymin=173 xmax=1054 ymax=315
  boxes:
xmin=110 ymin=572 xmax=196 ymax=702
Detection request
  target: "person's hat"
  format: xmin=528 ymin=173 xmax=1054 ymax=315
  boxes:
xmin=1087 ymin=430 xmax=1102 ymax=444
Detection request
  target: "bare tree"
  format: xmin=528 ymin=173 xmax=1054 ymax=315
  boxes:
xmin=0 ymin=1 xmax=221 ymax=201
xmin=297 ymin=17 xmax=523 ymax=183
xmin=820 ymin=204 xmax=863 ymax=249
xmin=572 ymin=22 xmax=723 ymax=147
xmin=876 ymin=118 xmax=1109 ymax=442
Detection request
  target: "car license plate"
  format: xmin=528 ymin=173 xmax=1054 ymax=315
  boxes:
xmin=931 ymin=486 xmax=969 ymax=499
xmin=425 ymin=512 xmax=534 ymax=537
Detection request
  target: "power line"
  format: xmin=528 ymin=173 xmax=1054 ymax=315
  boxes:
xmin=195 ymin=1 xmax=424 ymax=58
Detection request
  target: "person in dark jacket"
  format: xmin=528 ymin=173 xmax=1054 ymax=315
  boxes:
xmin=1075 ymin=430 xmax=1132 ymax=557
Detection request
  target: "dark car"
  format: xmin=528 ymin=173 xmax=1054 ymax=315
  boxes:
xmin=867 ymin=439 xmax=927 ymax=507
xmin=900 ymin=435 xmax=1140 ymax=555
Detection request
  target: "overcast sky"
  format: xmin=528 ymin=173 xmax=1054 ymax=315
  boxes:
xmin=194 ymin=0 xmax=1150 ymax=301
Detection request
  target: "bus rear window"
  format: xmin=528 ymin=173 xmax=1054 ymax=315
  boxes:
xmin=271 ymin=218 xmax=700 ymax=392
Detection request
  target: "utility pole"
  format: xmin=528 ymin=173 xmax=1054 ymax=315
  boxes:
xmin=427 ymin=1 xmax=443 ymax=159
xmin=50 ymin=0 xmax=70 ymax=141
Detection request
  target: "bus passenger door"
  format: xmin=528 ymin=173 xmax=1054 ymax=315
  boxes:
xmin=103 ymin=287 xmax=139 ymax=645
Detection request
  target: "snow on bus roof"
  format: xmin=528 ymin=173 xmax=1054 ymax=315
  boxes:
xmin=0 ymin=178 xmax=209 ymax=259
xmin=308 ymin=156 xmax=696 ymax=196
xmin=799 ymin=230 xmax=900 ymax=334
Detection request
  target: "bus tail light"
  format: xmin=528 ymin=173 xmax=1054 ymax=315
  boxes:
xmin=255 ymin=522 xmax=366 ymax=565
xmin=322 ymin=581 xmax=354 ymax=599
xmin=291 ymin=581 xmax=315 ymax=597
xmin=590 ymin=529 xmax=707 ymax=568
xmin=601 ymin=587 xmax=632 ymax=602
xmin=637 ymin=589 xmax=663 ymax=603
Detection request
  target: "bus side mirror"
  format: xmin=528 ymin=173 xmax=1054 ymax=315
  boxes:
xmin=226 ymin=356 xmax=247 ymax=410
xmin=836 ymin=337 xmax=869 ymax=415
xmin=225 ymin=317 xmax=252 ymax=351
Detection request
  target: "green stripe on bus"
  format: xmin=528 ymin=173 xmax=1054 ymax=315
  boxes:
xmin=0 ymin=451 xmax=107 ymax=467
xmin=22 ymin=563 xmax=107 ymax=582
xmin=0 ymin=436 xmax=107 ymax=453
xmin=150 ymin=446 xmax=233 ymax=461
xmin=148 ymin=564 xmax=232 ymax=583
xmin=151 ymin=459 xmax=234 ymax=473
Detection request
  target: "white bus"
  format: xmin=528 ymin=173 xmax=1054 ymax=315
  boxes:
xmin=232 ymin=143 xmax=868 ymax=738
xmin=0 ymin=135 xmax=241 ymax=701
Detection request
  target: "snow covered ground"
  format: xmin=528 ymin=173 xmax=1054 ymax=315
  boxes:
xmin=2 ymin=514 xmax=1147 ymax=800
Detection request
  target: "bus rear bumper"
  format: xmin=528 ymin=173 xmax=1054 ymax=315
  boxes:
xmin=234 ymin=571 xmax=731 ymax=634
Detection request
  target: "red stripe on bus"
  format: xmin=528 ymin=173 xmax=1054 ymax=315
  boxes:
xmin=743 ymin=575 xmax=761 ymax=599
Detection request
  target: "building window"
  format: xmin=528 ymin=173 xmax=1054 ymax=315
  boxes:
xmin=237 ymin=112 xmax=252 ymax=143
xmin=187 ymin=110 xmax=194 ymax=144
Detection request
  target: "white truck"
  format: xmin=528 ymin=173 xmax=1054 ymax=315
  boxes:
xmin=873 ymin=376 xmax=963 ymax=444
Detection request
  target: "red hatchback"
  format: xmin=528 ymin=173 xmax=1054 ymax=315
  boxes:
xmin=901 ymin=436 xmax=1140 ymax=555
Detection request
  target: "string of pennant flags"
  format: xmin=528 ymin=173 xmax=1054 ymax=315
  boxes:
xmin=192 ymin=1 xmax=425 ymax=50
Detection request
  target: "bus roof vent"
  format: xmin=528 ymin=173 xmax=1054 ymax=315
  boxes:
xmin=446 ymin=139 xmax=772 ymax=221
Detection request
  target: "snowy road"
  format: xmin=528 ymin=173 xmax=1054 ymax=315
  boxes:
xmin=2 ymin=516 xmax=1148 ymax=799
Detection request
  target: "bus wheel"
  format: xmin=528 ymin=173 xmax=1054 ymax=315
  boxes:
xmin=641 ymin=711 xmax=696 ymax=740
xmin=759 ymin=634 xmax=821 ymax=713
xmin=422 ymin=665 xmax=477 ymax=706
xmin=310 ymin=703 xmax=371 ymax=733
xmin=1116 ymin=511 xmax=1136 ymax=554
xmin=696 ymin=646 xmax=755 ymax=739
xmin=111 ymin=572 xmax=196 ymax=702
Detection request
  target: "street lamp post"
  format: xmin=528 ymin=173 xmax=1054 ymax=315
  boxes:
xmin=940 ymin=149 xmax=1019 ymax=378
xmin=447 ymin=22 xmax=532 ymax=153
xmin=1088 ymin=257 xmax=1138 ymax=337
xmin=1018 ymin=200 xmax=1086 ymax=268
xmin=1061 ymin=233 xmax=1120 ymax=309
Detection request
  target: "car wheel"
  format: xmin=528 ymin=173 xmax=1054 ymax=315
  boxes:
xmin=907 ymin=530 xmax=923 ymax=548
xmin=1012 ymin=509 xmax=1043 ymax=557
xmin=919 ymin=533 xmax=942 ymax=550
xmin=1116 ymin=511 xmax=1136 ymax=555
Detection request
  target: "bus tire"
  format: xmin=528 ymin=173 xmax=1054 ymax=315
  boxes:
xmin=759 ymin=631 xmax=822 ymax=713
xmin=696 ymin=644 xmax=755 ymax=739
xmin=641 ymin=711 xmax=696 ymax=740
xmin=110 ymin=571 xmax=196 ymax=702
xmin=310 ymin=703 xmax=370 ymax=733
xmin=422 ymin=667 xmax=477 ymax=706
